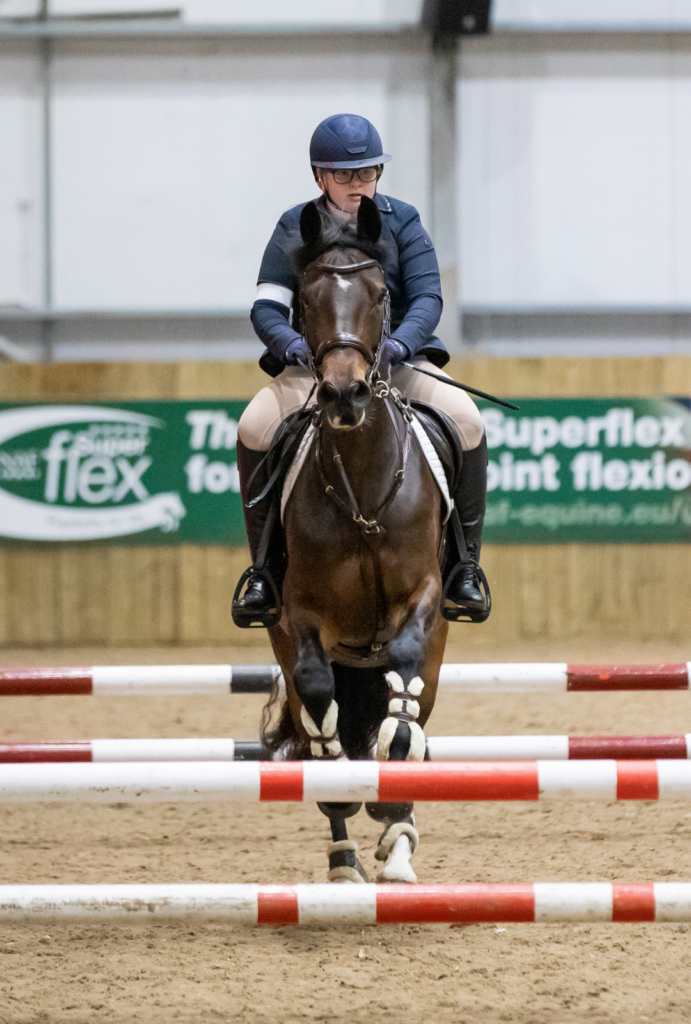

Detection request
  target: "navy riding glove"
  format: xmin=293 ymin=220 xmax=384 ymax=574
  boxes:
xmin=285 ymin=338 xmax=311 ymax=367
xmin=382 ymin=338 xmax=410 ymax=366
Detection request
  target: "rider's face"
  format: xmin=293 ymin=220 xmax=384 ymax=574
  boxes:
xmin=316 ymin=169 xmax=378 ymax=215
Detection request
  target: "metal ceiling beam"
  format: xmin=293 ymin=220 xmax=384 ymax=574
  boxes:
xmin=0 ymin=19 xmax=420 ymax=39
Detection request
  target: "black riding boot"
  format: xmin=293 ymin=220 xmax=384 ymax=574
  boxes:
xmin=442 ymin=436 xmax=491 ymax=622
xmin=231 ymin=439 xmax=284 ymax=629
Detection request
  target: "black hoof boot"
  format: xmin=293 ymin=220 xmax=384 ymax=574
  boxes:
xmin=323 ymin=809 xmax=369 ymax=884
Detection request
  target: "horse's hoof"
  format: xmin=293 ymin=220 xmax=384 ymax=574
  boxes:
xmin=376 ymin=864 xmax=418 ymax=884
xmin=376 ymin=834 xmax=418 ymax=884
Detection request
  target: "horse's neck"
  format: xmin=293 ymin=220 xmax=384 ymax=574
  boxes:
xmin=320 ymin=399 xmax=399 ymax=504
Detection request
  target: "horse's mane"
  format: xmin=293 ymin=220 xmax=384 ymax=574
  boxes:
xmin=293 ymin=210 xmax=388 ymax=273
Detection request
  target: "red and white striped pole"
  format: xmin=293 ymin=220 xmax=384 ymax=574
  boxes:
xmin=0 ymin=663 xmax=690 ymax=696
xmin=2 ymin=735 xmax=691 ymax=763
xmin=0 ymin=665 xmax=279 ymax=696
xmin=1 ymin=760 xmax=691 ymax=803
xmin=0 ymin=883 xmax=689 ymax=924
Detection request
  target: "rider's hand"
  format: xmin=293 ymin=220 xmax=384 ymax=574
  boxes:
xmin=285 ymin=338 xmax=311 ymax=367
xmin=382 ymin=338 xmax=409 ymax=366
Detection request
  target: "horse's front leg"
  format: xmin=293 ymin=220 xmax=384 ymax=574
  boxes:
xmin=367 ymin=576 xmax=444 ymax=883
xmin=290 ymin=621 xmax=369 ymax=884
xmin=291 ymin=623 xmax=343 ymax=760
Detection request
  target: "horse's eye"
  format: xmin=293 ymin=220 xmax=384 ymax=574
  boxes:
xmin=378 ymin=291 xmax=386 ymax=304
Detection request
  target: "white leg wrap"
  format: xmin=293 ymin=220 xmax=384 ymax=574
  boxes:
xmin=385 ymin=672 xmax=424 ymax=697
xmin=375 ymin=717 xmax=400 ymax=762
xmin=301 ymin=700 xmax=343 ymax=759
xmin=406 ymin=721 xmax=426 ymax=762
xmin=301 ymin=700 xmax=338 ymax=738
xmin=376 ymin=674 xmax=426 ymax=762
xmin=388 ymin=697 xmax=420 ymax=718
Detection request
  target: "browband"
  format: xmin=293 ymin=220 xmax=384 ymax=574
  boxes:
xmin=312 ymin=259 xmax=381 ymax=275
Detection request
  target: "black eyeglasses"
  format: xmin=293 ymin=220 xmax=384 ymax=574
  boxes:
xmin=331 ymin=165 xmax=382 ymax=185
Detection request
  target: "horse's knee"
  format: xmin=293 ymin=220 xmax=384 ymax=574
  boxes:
xmin=388 ymin=624 xmax=425 ymax=678
xmin=293 ymin=647 xmax=334 ymax=729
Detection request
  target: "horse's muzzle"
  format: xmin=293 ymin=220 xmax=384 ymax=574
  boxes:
xmin=317 ymin=379 xmax=372 ymax=429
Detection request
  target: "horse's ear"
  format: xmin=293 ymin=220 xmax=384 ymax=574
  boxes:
xmin=357 ymin=195 xmax=382 ymax=244
xmin=300 ymin=201 xmax=322 ymax=245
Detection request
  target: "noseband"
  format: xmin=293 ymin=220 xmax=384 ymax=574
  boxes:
xmin=301 ymin=258 xmax=391 ymax=383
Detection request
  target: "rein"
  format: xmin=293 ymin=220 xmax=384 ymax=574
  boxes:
xmin=316 ymin=381 xmax=412 ymax=539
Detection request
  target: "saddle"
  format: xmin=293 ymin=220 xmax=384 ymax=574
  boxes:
xmin=234 ymin=397 xmax=488 ymax=638
xmin=411 ymin=402 xmax=491 ymax=625
xmin=231 ymin=405 xmax=315 ymax=628
xmin=409 ymin=400 xmax=463 ymax=496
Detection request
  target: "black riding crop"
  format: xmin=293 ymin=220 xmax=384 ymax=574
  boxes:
xmin=401 ymin=362 xmax=520 ymax=411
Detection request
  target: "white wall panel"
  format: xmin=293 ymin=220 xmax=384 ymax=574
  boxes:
xmin=48 ymin=0 xmax=421 ymax=25
xmin=459 ymin=38 xmax=691 ymax=309
xmin=50 ymin=0 xmax=176 ymax=14
xmin=494 ymin=0 xmax=691 ymax=30
xmin=51 ymin=41 xmax=427 ymax=312
xmin=0 ymin=0 xmax=39 ymax=14
xmin=183 ymin=0 xmax=421 ymax=26
xmin=0 ymin=44 xmax=43 ymax=309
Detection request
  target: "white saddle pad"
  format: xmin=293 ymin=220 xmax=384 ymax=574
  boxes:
xmin=280 ymin=414 xmax=453 ymax=524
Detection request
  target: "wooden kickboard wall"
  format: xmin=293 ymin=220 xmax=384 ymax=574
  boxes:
xmin=1 ymin=356 xmax=689 ymax=648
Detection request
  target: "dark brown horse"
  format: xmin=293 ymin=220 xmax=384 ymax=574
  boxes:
xmin=264 ymin=195 xmax=448 ymax=883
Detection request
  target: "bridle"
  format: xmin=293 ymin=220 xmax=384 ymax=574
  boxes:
xmin=302 ymin=255 xmax=411 ymax=539
xmin=300 ymin=258 xmax=391 ymax=385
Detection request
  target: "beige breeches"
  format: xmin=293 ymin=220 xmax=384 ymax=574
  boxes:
xmin=237 ymin=357 xmax=485 ymax=452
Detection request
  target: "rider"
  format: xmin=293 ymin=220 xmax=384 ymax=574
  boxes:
xmin=233 ymin=113 xmax=489 ymax=625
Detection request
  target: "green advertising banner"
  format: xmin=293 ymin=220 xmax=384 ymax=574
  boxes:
xmin=480 ymin=397 xmax=691 ymax=543
xmin=0 ymin=401 xmax=248 ymax=546
xmin=0 ymin=397 xmax=690 ymax=546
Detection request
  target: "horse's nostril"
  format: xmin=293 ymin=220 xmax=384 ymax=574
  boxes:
xmin=348 ymin=381 xmax=372 ymax=409
xmin=317 ymin=381 xmax=339 ymax=408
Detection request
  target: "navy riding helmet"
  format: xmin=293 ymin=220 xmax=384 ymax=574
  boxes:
xmin=310 ymin=113 xmax=391 ymax=170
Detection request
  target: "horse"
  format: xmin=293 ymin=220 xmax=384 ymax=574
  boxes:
xmin=261 ymin=194 xmax=449 ymax=884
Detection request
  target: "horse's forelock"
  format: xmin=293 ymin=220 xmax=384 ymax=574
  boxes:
xmin=293 ymin=216 xmax=387 ymax=274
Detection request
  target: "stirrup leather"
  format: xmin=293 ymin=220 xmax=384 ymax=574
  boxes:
xmin=441 ymin=561 xmax=491 ymax=624
xmin=231 ymin=567 xmax=282 ymax=629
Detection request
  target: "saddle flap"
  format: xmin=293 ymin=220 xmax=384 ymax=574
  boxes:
xmin=409 ymin=401 xmax=464 ymax=519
